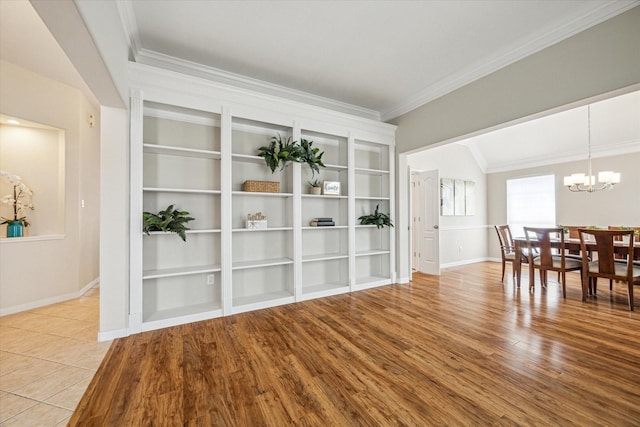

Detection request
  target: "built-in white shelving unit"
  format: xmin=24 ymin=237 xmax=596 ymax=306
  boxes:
xmin=129 ymin=62 xmax=395 ymax=334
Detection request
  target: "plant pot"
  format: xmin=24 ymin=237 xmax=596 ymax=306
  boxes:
xmin=6 ymin=220 xmax=23 ymax=238
xmin=309 ymin=187 xmax=321 ymax=195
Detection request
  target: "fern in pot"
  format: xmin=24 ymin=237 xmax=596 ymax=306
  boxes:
xmin=143 ymin=205 xmax=195 ymax=241
xmin=358 ymin=204 xmax=394 ymax=229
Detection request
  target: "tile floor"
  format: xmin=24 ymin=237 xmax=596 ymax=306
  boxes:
xmin=0 ymin=286 xmax=111 ymax=426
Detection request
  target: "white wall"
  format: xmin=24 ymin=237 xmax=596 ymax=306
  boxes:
xmin=408 ymin=144 xmax=488 ymax=267
xmin=0 ymin=60 xmax=100 ymax=314
xmin=487 ymin=152 xmax=640 ymax=259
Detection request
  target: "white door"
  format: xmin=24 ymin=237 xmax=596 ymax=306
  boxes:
xmin=411 ymin=173 xmax=420 ymax=270
xmin=419 ymin=170 xmax=440 ymax=275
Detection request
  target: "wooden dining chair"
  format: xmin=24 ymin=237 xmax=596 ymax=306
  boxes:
xmin=523 ymin=227 xmax=582 ymax=298
xmin=494 ymin=225 xmax=529 ymax=282
xmin=579 ymin=228 xmax=640 ymax=311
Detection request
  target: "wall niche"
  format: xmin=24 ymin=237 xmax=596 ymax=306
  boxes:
xmin=0 ymin=115 xmax=65 ymax=238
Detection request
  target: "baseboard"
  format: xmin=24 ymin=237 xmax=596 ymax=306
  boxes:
xmin=97 ymin=328 xmax=129 ymax=342
xmin=441 ymin=257 xmax=491 ymax=269
xmin=0 ymin=276 xmax=100 ymax=317
xmin=396 ymin=276 xmax=411 ymax=284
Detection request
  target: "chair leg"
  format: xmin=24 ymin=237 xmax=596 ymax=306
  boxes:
xmin=561 ymin=272 xmax=566 ymax=299
xmin=628 ymin=281 xmax=634 ymax=311
xmin=593 ymin=278 xmax=598 ymax=294
xmin=501 ymin=259 xmax=506 ymax=281
xmin=609 ymin=279 xmax=613 ymax=290
xmin=582 ymin=273 xmax=589 ymax=301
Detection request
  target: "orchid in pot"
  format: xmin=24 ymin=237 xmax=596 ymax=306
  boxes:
xmin=0 ymin=170 xmax=34 ymax=237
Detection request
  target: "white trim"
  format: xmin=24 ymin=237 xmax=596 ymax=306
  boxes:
xmin=0 ymin=277 xmax=99 ymax=317
xmin=396 ymin=276 xmax=410 ymax=284
xmin=381 ymin=1 xmax=639 ymax=121
xmin=441 ymin=257 xmax=491 ymax=269
xmin=439 ymin=225 xmax=492 ymax=231
xmin=98 ymin=328 xmax=129 ymax=342
xmin=134 ymin=49 xmax=381 ymax=121
xmin=0 ymin=234 xmax=65 ymax=244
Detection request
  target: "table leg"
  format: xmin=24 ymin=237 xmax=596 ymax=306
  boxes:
xmin=514 ymin=240 xmax=521 ymax=288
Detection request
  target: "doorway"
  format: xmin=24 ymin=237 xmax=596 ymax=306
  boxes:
xmin=410 ymin=169 xmax=440 ymax=275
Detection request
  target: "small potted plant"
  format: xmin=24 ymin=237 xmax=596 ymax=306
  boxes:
xmin=308 ymin=179 xmax=322 ymax=195
xmin=143 ymin=205 xmax=195 ymax=241
xmin=358 ymin=204 xmax=394 ymax=229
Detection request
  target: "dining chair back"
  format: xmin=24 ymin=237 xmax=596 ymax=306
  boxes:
xmin=523 ymin=227 xmax=582 ymax=298
xmin=494 ymin=225 xmax=529 ymax=282
xmin=578 ymin=228 xmax=640 ymax=311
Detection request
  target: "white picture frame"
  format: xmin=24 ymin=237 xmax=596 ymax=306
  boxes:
xmin=440 ymin=178 xmax=454 ymax=216
xmin=322 ymin=181 xmax=341 ymax=196
xmin=454 ymin=179 xmax=466 ymax=216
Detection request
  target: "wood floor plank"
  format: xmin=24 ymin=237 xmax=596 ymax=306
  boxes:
xmin=71 ymin=263 xmax=640 ymax=425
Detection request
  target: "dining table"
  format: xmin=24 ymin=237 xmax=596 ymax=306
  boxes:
xmin=512 ymin=237 xmax=640 ymax=290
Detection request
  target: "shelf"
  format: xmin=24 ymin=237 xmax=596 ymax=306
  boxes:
xmin=143 ymin=143 xmax=221 ymax=159
xmin=355 ymin=195 xmax=390 ymax=201
xmin=232 ymin=227 xmax=293 ymax=232
xmin=302 ymin=282 xmax=349 ymax=295
xmin=143 ymin=264 xmax=221 ymax=280
xmin=233 ymin=290 xmax=294 ymax=308
xmin=232 ymin=191 xmax=292 ymax=197
xmin=144 ymin=187 xmax=221 ymax=194
xmin=323 ymin=163 xmax=348 ymax=171
xmin=232 ymin=257 xmax=294 ymax=270
xmin=232 ymin=153 xmax=263 ymax=163
xmin=355 ymin=167 xmax=389 ymax=175
xmin=302 ymin=194 xmax=348 ymax=199
xmin=355 ymin=275 xmax=392 ymax=287
xmin=302 ymin=253 xmax=349 ymax=263
xmin=144 ymin=229 xmax=221 ymax=236
xmin=302 ymin=225 xmax=347 ymax=230
xmin=355 ymin=249 xmax=391 ymax=257
xmin=143 ymin=302 xmax=222 ymax=324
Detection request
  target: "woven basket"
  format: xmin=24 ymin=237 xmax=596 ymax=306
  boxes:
xmin=243 ymin=180 xmax=280 ymax=193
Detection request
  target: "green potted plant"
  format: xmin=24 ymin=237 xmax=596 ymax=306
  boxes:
xmin=143 ymin=205 xmax=195 ymax=241
xmin=257 ymin=134 xmax=305 ymax=173
xmin=257 ymin=135 xmax=325 ymax=176
xmin=308 ymin=179 xmax=322 ymax=195
xmin=300 ymin=138 xmax=325 ymax=177
xmin=358 ymin=204 xmax=394 ymax=229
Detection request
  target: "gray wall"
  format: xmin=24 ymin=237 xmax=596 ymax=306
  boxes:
xmin=391 ymin=6 xmax=640 ymax=154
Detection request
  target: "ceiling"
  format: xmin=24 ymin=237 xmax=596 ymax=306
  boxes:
xmin=120 ymin=0 xmax=638 ymax=121
xmin=0 ymin=0 xmax=638 ymax=171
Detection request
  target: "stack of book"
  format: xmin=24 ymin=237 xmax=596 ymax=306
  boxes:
xmin=309 ymin=217 xmax=335 ymax=227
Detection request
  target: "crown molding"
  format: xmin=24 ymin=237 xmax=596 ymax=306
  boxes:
xmin=484 ymin=139 xmax=640 ymax=174
xmin=381 ymin=1 xmax=639 ymax=121
xmin=115 ymin=0 xmax=378 ymax=121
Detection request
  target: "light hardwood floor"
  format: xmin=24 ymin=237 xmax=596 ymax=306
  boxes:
xmin=0 ymin=286 xmax=110 ymax=426
xmin=71 ymin=263 xmax=640 ymax=425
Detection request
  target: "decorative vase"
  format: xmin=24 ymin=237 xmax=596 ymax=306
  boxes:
xmin=7 ymin=220 xmax=23 ymax=238
xmin=309 ymin=187 xmax=321 ymax=195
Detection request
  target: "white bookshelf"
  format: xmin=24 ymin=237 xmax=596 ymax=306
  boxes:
xmin=129 ymin=67 xmax=395 ymax=334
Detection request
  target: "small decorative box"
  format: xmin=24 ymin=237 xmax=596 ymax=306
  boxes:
xmin=246 ymin=220 xmax=268 ymax=229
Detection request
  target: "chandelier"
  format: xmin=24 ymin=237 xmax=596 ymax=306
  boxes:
xmin=563 ymin=105 xmax=620 ymax=192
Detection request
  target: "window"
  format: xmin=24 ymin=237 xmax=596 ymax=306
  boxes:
xmin=507 ymin=175 xmax=555 ymax=237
